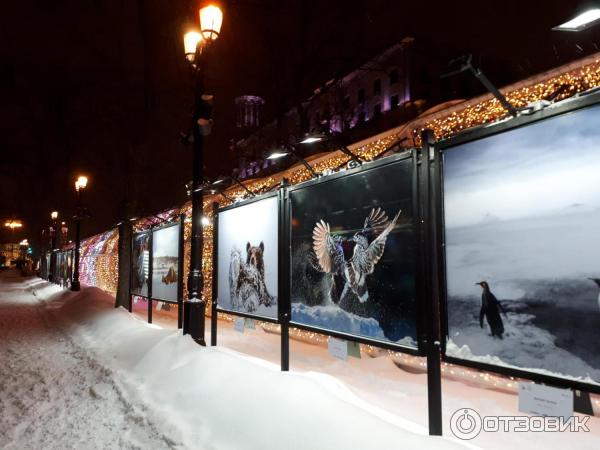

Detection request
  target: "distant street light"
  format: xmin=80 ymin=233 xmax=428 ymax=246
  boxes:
xmin=182 ymin=3 xmax=223 ymax=345
xmin=75 ymin=175 xmax=88 ymax=191
xmin=553 ymin=8 xmax=600 ymax=31
xmin=71 ymin=175 xmax=89 ymax=291
xmin=4 ymin=219 xmax=23 ymax=230
xmin=4 ymin=219 xmax=23 ymax=243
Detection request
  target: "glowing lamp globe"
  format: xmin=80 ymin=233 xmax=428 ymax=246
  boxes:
xmin=199 ymin=5 xmax=223 ymax=41
xmin=184 ymin=31 xmax=203 ymax=60
xmin=75 ymin=175 xmax=88 ymax=191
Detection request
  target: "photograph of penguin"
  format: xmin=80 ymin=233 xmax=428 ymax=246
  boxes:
xmin=476 ymin=281 xmax=507 ymax=339
xmin=589 ymin=278 xmax=600 ymax=311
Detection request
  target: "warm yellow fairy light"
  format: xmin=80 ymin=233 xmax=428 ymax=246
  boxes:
xmin=4 ymin=220 xmax=23 ymax=229
xmin=414 ymin=58 xmax=600 ymax=142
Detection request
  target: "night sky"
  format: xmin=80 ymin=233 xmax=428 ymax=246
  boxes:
xmin=1 ymin=0 xmax=599 ymax=250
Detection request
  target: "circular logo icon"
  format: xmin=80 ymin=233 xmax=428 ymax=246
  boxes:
xmin=450 ymin=408 xmax=482 ymax=440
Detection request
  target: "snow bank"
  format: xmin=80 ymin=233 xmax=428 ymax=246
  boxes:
xmin=41 ymin=283 xmax=469 ymax=450
xmin=292 ymin=303 xmax=417 ymax=348
xmin=446 ymin=295 xmax=600 ymax=384
xmin=446 ymin=339 xmax=600 ymax=387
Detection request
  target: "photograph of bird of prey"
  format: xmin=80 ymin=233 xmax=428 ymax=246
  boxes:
xmin=311 ymin=207 xmax=401 ymax=304
xmin=443 ymin=103 xmax=600 ymax=385
xmin=290 ymin=158 xmax=419 ymax=348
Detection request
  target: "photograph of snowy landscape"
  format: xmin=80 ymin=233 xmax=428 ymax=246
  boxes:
xmin=151 ymin=224 xmax=179 ymax=302
xmin=217 ymin=196 xmax=278 ymax=318
xmin=131 ymin=232 xmax=150 ymax=297
xmin=443 ymin=104 xmax=600 ymax=385
xmin=290 ymin=160 xmax=418 ymax=347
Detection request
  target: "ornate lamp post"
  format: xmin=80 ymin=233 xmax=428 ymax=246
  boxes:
xmin=182 ymin=4 xmax=223 ymax=345
xmin=49 ymin=211 xmax=59 ymax=283
xmin=71 ymin=175 xmax=88 ymax=291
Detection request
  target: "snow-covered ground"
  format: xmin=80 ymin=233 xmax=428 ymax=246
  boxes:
xmin=1 ymin=269 xmax=598 ymax=449
xmin=0 ymin=271 xmax=181 ymax=449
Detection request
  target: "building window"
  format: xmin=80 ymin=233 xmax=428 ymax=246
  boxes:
xmin=373 ymin=78 xmax=381 ymax=95
xmin=390 ymin=94 xmax=399 ymax=110
xmin=373 ymin=103 xmax=382 ymax=117
xmin=389 ymin=68 xmax=399 ymax=85
xmin=357 ymin=88 xmax=365 ymax=103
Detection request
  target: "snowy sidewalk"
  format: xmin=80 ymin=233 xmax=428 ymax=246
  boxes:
xmin=0 ymin=271 xmax=472 ymax=450
xmin=0 ymin=271 xmax=181 ymax=449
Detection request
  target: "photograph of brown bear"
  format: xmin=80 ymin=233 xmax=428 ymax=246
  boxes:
xmin=217 ymin=195 xmax=279 ymax=319
xmin=229 ymin=242 xmax=274 ymax=313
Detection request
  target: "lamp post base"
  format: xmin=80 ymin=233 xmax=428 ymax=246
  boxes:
xmin=71 ymin=281 xmax=81 ymax=292
xmin=184 ymin=299 xmax=206 ymax=346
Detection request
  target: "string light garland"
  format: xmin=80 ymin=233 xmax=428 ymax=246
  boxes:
xmin=79 ymin=229 xmax=119 ymax=294
xmin=413 ymin=57 xmax=600 ymax=142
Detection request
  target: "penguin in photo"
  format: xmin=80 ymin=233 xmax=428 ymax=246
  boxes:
xmin=589 ymin=278 xmax=600 ymax=311
xmin=476 ymin=281 xmax=507 ymax=339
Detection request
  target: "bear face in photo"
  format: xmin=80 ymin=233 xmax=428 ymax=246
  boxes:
xmin=246 ymin=241 xmax=265 ymax=277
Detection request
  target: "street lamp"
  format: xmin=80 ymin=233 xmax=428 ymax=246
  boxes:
xmin=4 ymin=219 xmax=23 ymax=230
xmin=4 ymin=219 xmax=23 ymax=243
xmin=182 ymin=3 xmax=223 ymax=345
xmin=184 ymin=31 xmax=203 ymax=62
xmin=199 ymin=5 xmax=223 ymax=40
xmin=49 ymin=211 xmax=59 ymax=283
xmin=71 ymin=175 xmax=88 ymax=291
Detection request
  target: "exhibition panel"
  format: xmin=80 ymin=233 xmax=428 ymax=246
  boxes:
xmin=150 ymin=223 xmax=181 ymax=303
xmin=131 ymin=232 xmax=150 ymax=298
xmin=288 ymin=154 xmax=422 ymax=353
xmin=441 ymin=94 xmax=600 ymax=391
xmin=216 ymin=193 xmax=279 ymax=321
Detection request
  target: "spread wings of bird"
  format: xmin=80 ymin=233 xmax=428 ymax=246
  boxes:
xmin=362 ymin=207 xmax=390 ymax=236
xmin=312 ymin=220 xmax=344 ymax=274
xmin=352 ymin=209 xmax=401 ymax=275
xmin=312 ymin=208 xmax=401 ymax=275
